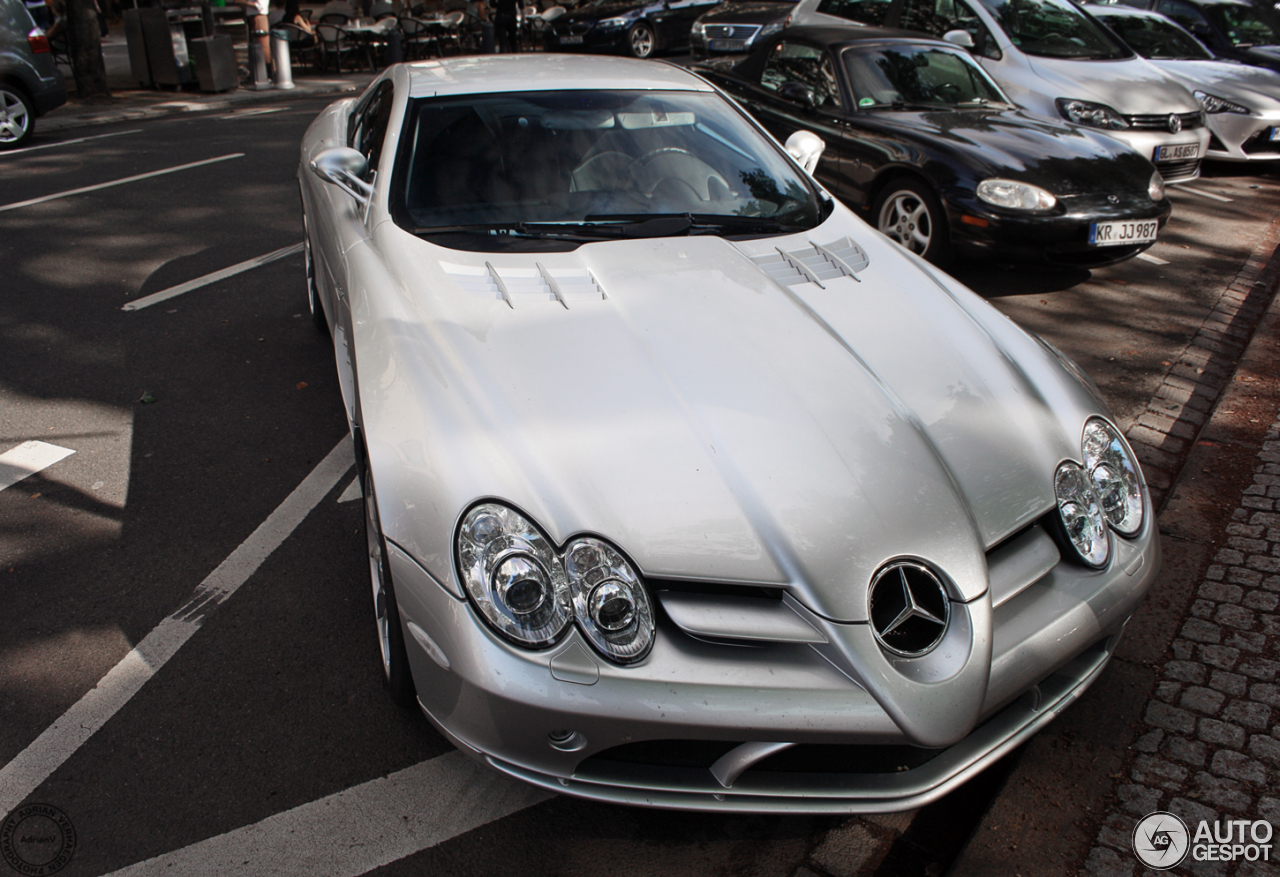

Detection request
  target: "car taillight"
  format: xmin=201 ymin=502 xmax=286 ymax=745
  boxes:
xmin=28 ymin=28 xmax=51 ymax=53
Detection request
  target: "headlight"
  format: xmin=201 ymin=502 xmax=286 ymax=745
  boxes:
xmin=976 ymin=179 xmax=1057 ymax=211
xmin=1056 ymin=98 xmax=1129 ymax=130
xmin=456 ymin=502 xmax=655 ymax=662
xmin=457 ymin=504 xmax=572 ymax=647
xmin=1149 ymin=170 xmax=1165 ymax=202
xmin=566 ymin=537 xmax=655 ymax=663
xmin=598 ymin=16 xmax=628 ymax=28
xmin=1054 ymin=462 xmax=1110 ymax=568
xmin=1194 ymin=90 xmax=1250 ymax=114
xmin=692 ymin=21 xmax=706 ymax=36
xmin=758 ymin=20 xmax=783 ymax=38
xmin=1082 ymin=418 xmax=1144 ymax=536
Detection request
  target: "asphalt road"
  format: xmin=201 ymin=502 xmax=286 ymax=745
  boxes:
xmin=1 ymin=97 xmax=1277 ymax=877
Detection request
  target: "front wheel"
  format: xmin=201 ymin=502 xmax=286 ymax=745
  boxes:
xmin=873 ymin=178 xmax=952 ymax=267
xmin=362 ymin=455 xmax=416 ymax=708
xmin=627 ymin=22 xmax=656 ymax=58
xmin=0 ymin=87 xmax=35 ymax=150
xmin=304 ymin=235 xmax=328 ymax=334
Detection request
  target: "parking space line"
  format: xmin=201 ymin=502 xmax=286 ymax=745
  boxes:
xmin=0 ymin=154 xmax=244 ymax=213
xmin=1137 ymin=253 xmax=1170 ymax=265
xmin=0 ymin=435 xmax=353 ymax=819
xmin=0 ymin=441 xmax=75 ymax=491
xmin=101 ymin=752 xmax=550 ymax=876
xmin=337 ymin=477 xmax=361 ymax=503
xmin=122 ymin=243 xmax=304 ymax=311
xmin=1171 ymin=184 xmax=1233 ymax=203
xmin=0 ymin=129 xmax=143 ymax=156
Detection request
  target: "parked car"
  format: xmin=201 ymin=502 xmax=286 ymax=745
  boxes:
xmin=544 ymin=0 xmax=720 ymax=57
xmin=690 ymin=0 xmax=890 ymax=57
xmin=1115 ymin=0 xmax=1280 ymax=74
xmin=790 ymin=0 xmax=1211 ymax=180
xmin=0 ymin=0 xmax=67 ymax=149
xmin=695 ymin=26 xmax=1171 ymax=265
xmin=299 ymin=54 xmax=1161 ymax=812
xmin=1091 ymin=3 xmax=1280 ymax=159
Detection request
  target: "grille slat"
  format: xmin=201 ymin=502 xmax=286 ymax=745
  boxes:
xmin=1125 ymin=111 xmax=1204 ymax=130
xmin=444 ymin=263 xmax=605 ymax=305
xmin=744 ymin=237 xmax=869 ymax=288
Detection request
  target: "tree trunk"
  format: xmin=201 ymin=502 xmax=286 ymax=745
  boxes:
xmin=66 ymin=0 xmax=110 ymax=98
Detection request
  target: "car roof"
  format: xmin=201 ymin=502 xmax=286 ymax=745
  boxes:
xmin=401 ymin=55 xmax=715 ymax=99
xmin=766 ymin=23 xmax=961 ymax=49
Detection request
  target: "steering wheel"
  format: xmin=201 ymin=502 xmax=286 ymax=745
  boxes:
xmin=625 ymin=148 xmax=733 ymax=202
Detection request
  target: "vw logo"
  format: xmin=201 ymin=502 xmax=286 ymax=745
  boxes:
xmin=868 ymin=562 xmax=950 ymax=657
xmin=1167 ymin=113 xmax=1182 ymax=134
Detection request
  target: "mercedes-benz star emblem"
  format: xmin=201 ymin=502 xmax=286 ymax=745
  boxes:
xmin=868 ymin=562 xmax=950 ymax=657
xmin=1167 ymin=113 xmax=1182 ymax=134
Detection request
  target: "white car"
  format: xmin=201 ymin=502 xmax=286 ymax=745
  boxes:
xmin=791 ymin=0 xmax=1211 ymax=180
xmin=1092 ymin=3 xmax=1280 ymax=160
xmin=298 ymin=55 xmax=1161 ymax=812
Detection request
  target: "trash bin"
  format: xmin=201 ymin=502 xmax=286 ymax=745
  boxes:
xmin=190 ymin=35 xmax=237 ymax=92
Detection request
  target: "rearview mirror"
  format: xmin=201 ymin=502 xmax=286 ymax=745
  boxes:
xmin=310 ymin=147 xmax=374 ymax=205
xmin=943 ymin=28 xmax=975 ymax=48
xmin=784 ymin=130 xmax=825 ymax=174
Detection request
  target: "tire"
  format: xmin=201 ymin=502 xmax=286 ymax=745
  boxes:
xmin=362 ymin=455 xmax=417 ymax=708
xmin=873 ymin=178 xmax=952 ymax=267
xmin=627 ymin=22 xmax=656 ymax=58
xmin=0 ymin=86 xmax=35 ymax=150
xmin=304 ymin=235 xmax=328 ymax=334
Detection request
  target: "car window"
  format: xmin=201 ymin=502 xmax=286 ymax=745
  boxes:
xmin=974 ymin=0 xmax=1132 ymax=57
xmin=348 ymin=80 xmax=394 ymax=174
xmin=1097 ymin=11 xmax=1212 ymax=57
xmin=1154 ymin=0 xmax=1209 ymax=31
xmin=815 ymin=0 xmax=892 ymax=25
xmin=761 ymin=40 xmax=843 ymax=106
xmin=392 ymin=89 xmax=825 ymax=234
xmin=1208 ymin=3 xmax=1280 ymax=46
xmin=897 ymin=0 xmax=1001 ymax=57
xmin=843 ymin=44 xmax=1007 ymax=106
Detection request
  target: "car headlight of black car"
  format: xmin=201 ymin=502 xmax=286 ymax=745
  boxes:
xmin=1056 ymin=98 xmax=1129 ymax=130
xmin=1194 ymin=90 xmax=1250 ymax=115
xmin=976 ymin=179 xmax=1057 ymax=211
xmin=597 ymin=16 xmax=629 ymax=30
xmin=1149 ymin=171 xmax=1165 ymax=201
xmin=1054 ymin=418 xmax=1145 ymax=568
xmin=457 ymin=502 xmax=655 ymax=662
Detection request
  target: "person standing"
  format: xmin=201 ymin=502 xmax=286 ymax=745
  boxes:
xmin=492 ymin=0 xmax=518 ymax=52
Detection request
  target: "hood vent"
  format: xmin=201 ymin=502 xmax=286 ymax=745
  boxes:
xmin=443 ymin=262 xmax=605 ymax=308
xmin=746 ymin=237 xmax=869 ymax=289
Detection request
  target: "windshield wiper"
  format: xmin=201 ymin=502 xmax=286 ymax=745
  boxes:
xmin=413 ymin=221 xmax=628 ymax=241
xmin=584 ymin=213 xmax=809 ymax=235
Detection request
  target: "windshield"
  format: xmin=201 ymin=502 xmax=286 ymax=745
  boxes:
xmin=1208 ymin=3 xmax=1280 ymax=46
xmin=975 ymin=0 xmax=1132 ymax=58
xmin=843 ymin=45 xmax=1008 ymax=107
xmin=1097 ymin=11 xmax=1212 ymax=58
xmin=393 ymin=90 xmax=824 ymax=235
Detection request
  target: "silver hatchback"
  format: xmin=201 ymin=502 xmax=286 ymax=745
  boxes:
xmin=0 ymin=0 xmax=67 ymax=149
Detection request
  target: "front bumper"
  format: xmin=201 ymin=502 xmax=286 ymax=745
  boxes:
xmin=1204 ymin=109 xmax=1280 ymax=161
xmin=943 ymin=191 xmax=1173 ymax=268
xmin=388 ymin=510 xmax=1161 ymax=812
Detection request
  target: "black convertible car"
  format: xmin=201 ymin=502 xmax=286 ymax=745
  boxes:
xmin=695 ymin=26 xmax=1173 ymax=266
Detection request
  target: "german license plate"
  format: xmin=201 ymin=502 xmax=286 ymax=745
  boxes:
xmin=1153 ymin=143 xmax=1200 ymax=162
xmin=1089 ymin=219 xmax=1159 ymax=247
xmin=709 ymin=38 xmax=747 ymax=51
xmin=559 ymin=34 xmax=583 ymax=43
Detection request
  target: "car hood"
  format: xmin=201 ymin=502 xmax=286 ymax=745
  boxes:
xmin=559 ymin=2 xmax=641 ymax=22
xmin=1151 ymin=57 xmax=1280 ymax=109
xmin=1025 ymin=54 xmax=1200 ymax=114
xmin=699 ymin=0 xmax=793 ymax=24
xmin=865 ymin=108 xmax=1152 ymax=195
xmin=356 ymin=214 xmax=1102 ymax=626
xmin=1243 ymin=45 xmax=1280 ymax=65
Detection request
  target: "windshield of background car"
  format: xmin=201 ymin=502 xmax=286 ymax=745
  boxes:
xmin=393 ymin=89 xmax=824 ymax=232
xmin=842 ymin=44 xmax=1008 ymax=106
xmin=1209 ymin=3 xmax=1280 ymax=46
xmin=975 ymin=0 xmax=1132 ymax=57
xmin=1097 ymin=11 xmax=1212 ymax=57
xmin=815 ymin=0 xmax=892 ymax=24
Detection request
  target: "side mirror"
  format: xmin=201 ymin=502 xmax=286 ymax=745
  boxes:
xmin=943 ymin=28 xmax=975 ymax=48
xmin=778 ymin=81 xmax=818 ymax=110
xmin=784 ymin=129 xmax=825 ymax=174
xmin=310 ymin=146 xmax=374 ymax=205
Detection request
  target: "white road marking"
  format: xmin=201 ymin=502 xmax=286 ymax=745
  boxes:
xmin=102 ymin=752 xmax=551 ymax=876
xmin=218 ymin=107 xmax=287 ymax=120
xmin=1171 ymin=184 xmax=1233 ymax=203
xmin=0 ymin=129 xmax=143 ymax=155
xmin=122 ymin=243 xmax=304 ymax=311
xmin=0 ymin=441 xmax=75 ymax=492
xmin=0 ymin=436 xmax=353 ymax=818
xmin=1137 ymin=253 xmax=1170 ymax=265
xmin=0 ymin=154 xmax=244 ymax=213
xmin=337 ymin=477 xmax=361 ymax=503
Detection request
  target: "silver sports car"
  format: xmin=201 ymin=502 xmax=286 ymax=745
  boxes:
xmin=298 ymin=54 xmax=1161 ymax=813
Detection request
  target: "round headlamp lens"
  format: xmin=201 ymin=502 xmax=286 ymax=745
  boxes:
xmin=493 ymin=556 xmax=549 ymax=616
xmin=976 ymin=179 xmax=1057 ymax=211
xmin=1082 ymin=417 xmax=1144 ymax=536
xmin=1149 ymin=171 xmax=1165 ymax=202
xmin=589 ymin=580 xmax=636 ymax=631
xmin=1055 ymin=461 xmax=1110 ymax=567
xmin=566 ymin=537 xmax=654 ymax=663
